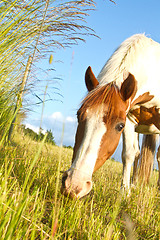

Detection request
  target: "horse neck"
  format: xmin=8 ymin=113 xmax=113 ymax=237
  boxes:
xmin=97 ymin=34 xmax=160 ymax=90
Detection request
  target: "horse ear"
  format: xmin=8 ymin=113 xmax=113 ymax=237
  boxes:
xmin=85 ymin=66 xmax=99 ymax=91
xmin=120 ymin=72 xmax=137 ymax=101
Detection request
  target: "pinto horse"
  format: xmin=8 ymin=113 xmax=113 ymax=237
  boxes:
xmin=61 ymin=34 xmax=160 ymax=198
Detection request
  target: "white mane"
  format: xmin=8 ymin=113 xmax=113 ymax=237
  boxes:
xmin=97 ymin=34 xmax=158 ymax=89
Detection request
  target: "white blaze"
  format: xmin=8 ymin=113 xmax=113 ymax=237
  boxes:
xmin=71 ymin=109 xmax=106 ymax=179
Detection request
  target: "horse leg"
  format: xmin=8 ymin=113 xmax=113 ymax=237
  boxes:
xmin=132 ymin=134 xmax=140 ymax=185
xmin=139 ymin=134 xmax=157 ymax=185
xmin=156 ymin=144 xmax=160 ymax=188
xmin=121 ymin=118 xmax=140 ymax=190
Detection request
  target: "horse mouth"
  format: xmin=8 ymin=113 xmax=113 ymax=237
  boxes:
xmin=61 ymin=186 xmax=80 ymax=199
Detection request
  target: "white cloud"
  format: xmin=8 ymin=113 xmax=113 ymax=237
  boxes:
xmin=66 ymin=116 xmax=76 ymax=123
xmin=50 ymin=112 xmax=76 ymax=123
xmin=25 ymin=123 xmax=46 ymax=134
xmin=50 ymin=112 xmax=63 ymax=121
xmin=25 ymin=123 xmax=39 ymax=133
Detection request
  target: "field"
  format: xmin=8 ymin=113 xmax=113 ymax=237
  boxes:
xmin=1 ymin=1 xmax=160 ymax=239
xmin=0 ymin=129 xmax=159 ymax=240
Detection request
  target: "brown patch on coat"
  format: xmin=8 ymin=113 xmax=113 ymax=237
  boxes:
xmin=130 ymin=92 xmax=154 ymax=108
xmin=130 ymin=106 xmax=160 ymax=130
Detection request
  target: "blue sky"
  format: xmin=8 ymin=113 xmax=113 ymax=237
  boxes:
xmin=25 ymin=0 xmax=160 ymax=163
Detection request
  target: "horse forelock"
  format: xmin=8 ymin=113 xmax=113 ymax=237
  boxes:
xmin=78 ymin=82 xmax=118 ymax=120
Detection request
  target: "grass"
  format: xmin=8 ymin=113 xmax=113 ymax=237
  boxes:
xmin=0 ymin=0 xmax=97 ymax=143
xmin=0 ymin=128 xmax=159 ymax=239
xmin=1 ymin=1 xmax=159 ymax=239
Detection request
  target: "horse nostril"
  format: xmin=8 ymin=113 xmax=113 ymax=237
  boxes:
xmin=86 ymin=180 xmax=92 ymax=188
xmin=85 ymin=180 xmax=92 ymax=193
xmin=62 ymin=172 xmax=68 ymax=188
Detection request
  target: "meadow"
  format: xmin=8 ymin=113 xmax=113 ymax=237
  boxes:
xmin=0 ymin=128 xmax=159 ymax=240
xmin=1 ymin=1 xmax=159 ymax=239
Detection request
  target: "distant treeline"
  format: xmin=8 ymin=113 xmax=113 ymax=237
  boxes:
xmin=21 ymin=125 xmax=73 ymax=149
xmin=21 ymin=125 xmax=56 ymax=145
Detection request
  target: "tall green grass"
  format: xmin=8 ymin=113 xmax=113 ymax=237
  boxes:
xmin=0 ymin=129 xmax=159 ymax=239
xmin=0 ymin=0 xmax=96 ymax=142
xmin=0 ymin=1 xmax=159 ymax=239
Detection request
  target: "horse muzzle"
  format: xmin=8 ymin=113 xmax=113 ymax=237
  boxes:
xmin=61 ymin=170 xmax=92 ymax=199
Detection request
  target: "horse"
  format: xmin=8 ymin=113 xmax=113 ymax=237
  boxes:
xmin=61 ymin=34 xmax=160 ymax=199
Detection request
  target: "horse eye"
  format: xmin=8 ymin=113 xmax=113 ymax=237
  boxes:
xmin=115 ymin=122 xmax=125 ymax=132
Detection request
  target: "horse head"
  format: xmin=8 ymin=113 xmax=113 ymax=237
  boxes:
xmin=61 ymin=66 xmax=137 ymax=198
